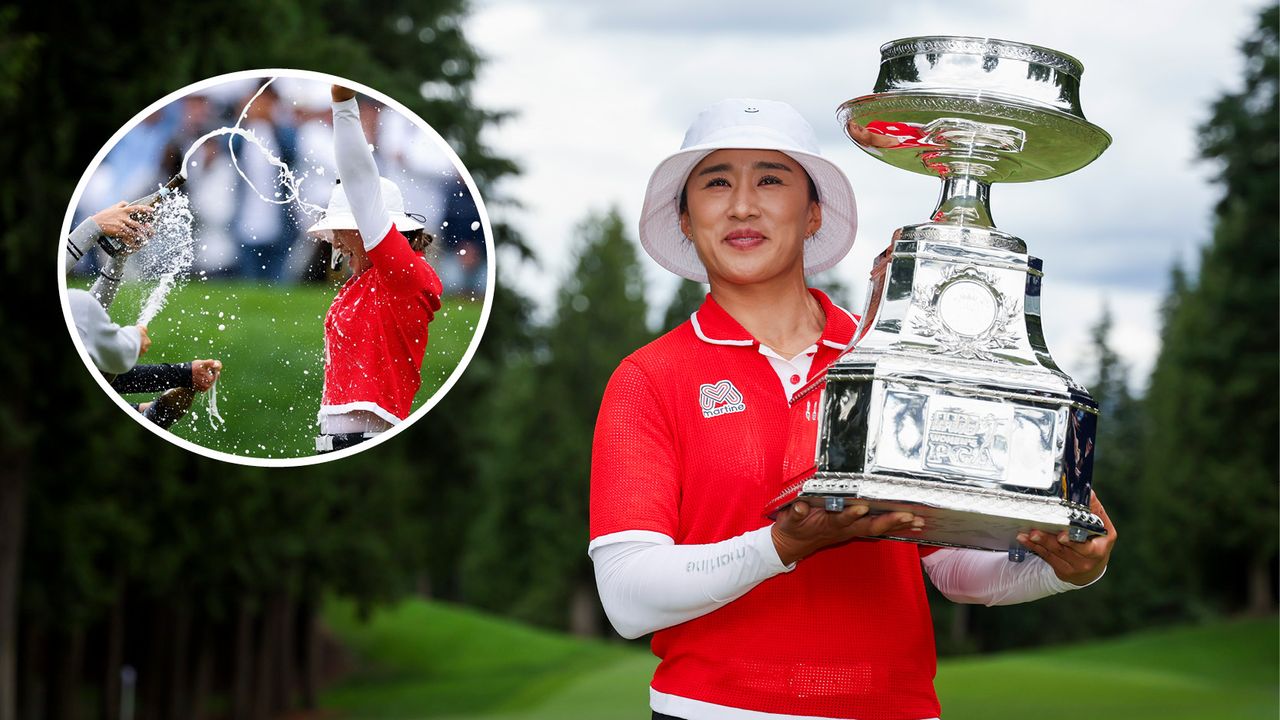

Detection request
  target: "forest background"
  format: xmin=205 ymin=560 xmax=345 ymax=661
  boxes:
xmin=0 ymin=2 xmax=1275 ymax=718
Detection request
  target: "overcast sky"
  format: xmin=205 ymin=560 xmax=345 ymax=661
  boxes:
xmin=464 ymin=0 xmax=1267 ymax=387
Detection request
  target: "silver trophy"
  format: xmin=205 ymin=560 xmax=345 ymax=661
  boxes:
xmin=801 ymin=36 xmax=1109 ymax=559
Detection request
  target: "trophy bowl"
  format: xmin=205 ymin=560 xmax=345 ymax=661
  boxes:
xmin=839 ymin=36 xmax=1112 ymax=186
xmin=794 ymin=36 xmax=1109 ymax=559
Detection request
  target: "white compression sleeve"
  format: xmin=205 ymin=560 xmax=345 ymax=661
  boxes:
xmin=589 ymin=528 xmax=794 ymax=640
xmin=331 ymin=98 xmax=392 ymax=250
xmin=89 ymin=254 xmax=128 ymax=310
xmin=921 ymin=547 xmax=1103 ymax=606
xmin=65 ymin=217 xmax=103 ymax=273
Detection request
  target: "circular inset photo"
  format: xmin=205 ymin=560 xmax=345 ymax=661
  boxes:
xmin=59 ymin=69 xmax=494 ymax=466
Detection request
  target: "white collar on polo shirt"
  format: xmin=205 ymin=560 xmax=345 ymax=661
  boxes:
xmin=758 ymin=342 xmax=818 ymax=396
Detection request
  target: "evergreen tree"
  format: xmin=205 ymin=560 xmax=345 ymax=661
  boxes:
xmin=808 ymin=269 xmax=857 ymax=311
xmin=661 ymin=279 xmax=707 ymax=332
xmin=0 ymin=3 xmax=521 ymax=717
xmin=1141 ymin=5 xmax=1278 ymax=617
xmin=1075 ymin=305 xmax=1148 ymax=631
xmin=413 ymin=275 xmax=539 ymax=601
xmin=463 ymin=209 xmax=650 ymax=633
xmin=949 ymin=305 xmax=1150 ymax=652
xmin=1084 ymin=304 xmax=1142 ymax=559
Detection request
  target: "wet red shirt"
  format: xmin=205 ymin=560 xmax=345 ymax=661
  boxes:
xmin=320 ymin=227 xmax=442 ymax=425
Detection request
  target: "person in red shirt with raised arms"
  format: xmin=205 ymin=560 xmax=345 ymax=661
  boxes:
xmin=305 ymin=85 xmax=443 ymax=454
xmin=589 ymin=99 xmax=1116 ymax=720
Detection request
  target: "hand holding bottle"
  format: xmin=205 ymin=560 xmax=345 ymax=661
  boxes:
xmin=91 ymin=201 xmax=153 ymax=253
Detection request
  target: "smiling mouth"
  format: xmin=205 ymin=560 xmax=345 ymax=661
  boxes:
xmin=724 ymin=229 xmax=766 ymax=249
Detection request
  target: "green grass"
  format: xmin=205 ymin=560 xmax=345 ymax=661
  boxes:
xmin=74 ymin=278 xmax=482 ymax=459
xmin=321 ymin=599 xmax=650 ymax=719
xmin=934 ymin=618 xmax=1279 ymax=720
xmin=322 ymin=597 xmax=1278 ymax=720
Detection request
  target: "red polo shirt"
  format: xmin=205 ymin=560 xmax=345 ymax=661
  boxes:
xmin=320 ymin=226 xmax=443 ymax=425
xmin=590 ymin=289 xmax=940 ymax=720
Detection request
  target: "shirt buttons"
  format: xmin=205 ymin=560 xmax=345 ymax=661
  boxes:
xmin=789 ymin=374 xmax=801 ymax=385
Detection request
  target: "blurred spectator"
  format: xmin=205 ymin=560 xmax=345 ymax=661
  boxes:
xmin=68 ymin=78 xmax=486 ymax=296
xmin=230 ymin=85 xmax=298 ymax=281
xmin=163 ymin=95 xmax=239 ymax=276
xmin=79 ymin=107 xmax=180 ymax=219
xmin=442 ymin=180 xmax=486 ymax=297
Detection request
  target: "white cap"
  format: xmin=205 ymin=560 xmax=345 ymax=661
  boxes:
xmin=306 ymin=177 xmax=424 ymax=236
xmin=638 ymin=98 xmax=858 ymax=283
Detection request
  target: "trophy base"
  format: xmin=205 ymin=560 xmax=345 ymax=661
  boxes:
xmin=799 ymin=473 xmax=1104 ymax=556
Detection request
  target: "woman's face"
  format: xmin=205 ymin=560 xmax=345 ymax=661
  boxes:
xmin=329 ymin=229 xmax=371 ymax=275
xmin=679 ymin=149 xmax=821 ymax=289
xmin=330 ymin=229 xmax=361 ymax=257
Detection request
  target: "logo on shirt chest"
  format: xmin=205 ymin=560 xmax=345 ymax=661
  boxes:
xmin=699 ymin=380 xmax=746 ymax=418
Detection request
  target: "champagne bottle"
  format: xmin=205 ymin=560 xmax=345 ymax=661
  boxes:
xmin=97 ymin=174 xmax=187 ymax=256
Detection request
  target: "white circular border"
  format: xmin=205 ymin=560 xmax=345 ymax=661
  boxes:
xmin=57 ymin=68 xmax=497 ymax=468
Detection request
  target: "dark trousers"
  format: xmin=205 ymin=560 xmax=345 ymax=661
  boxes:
xmin=315 ymin=432 xmax=375 ymax=454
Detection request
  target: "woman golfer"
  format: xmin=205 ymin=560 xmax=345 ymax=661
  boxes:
xmin=306 ymin=85 xmax=442 ymax=454
xmin=588 ymin=99 xmax=1116 ymax=720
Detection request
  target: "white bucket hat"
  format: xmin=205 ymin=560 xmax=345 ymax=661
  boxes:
xmin=639 ymin=98 xmax=857 ymax=283
xmin=306 ymin=177 xmax=425 ymax=237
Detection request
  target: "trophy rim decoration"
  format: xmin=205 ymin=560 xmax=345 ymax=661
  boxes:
xmin=878 ymin=35 xmax=1086 ymax=77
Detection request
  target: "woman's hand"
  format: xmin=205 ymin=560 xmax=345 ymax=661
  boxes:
xmin=190 ymin=359 xmax=223 ymax=391
xmin=1018 ymin=492 xmax=1116 ymax=586
xmin=771 ymin=501 xmax=924 ymax=565
xmin=93 ymin=201 xmax=153 ymax=251
xmin=331 ymin=84 xmax=356 ymax=103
